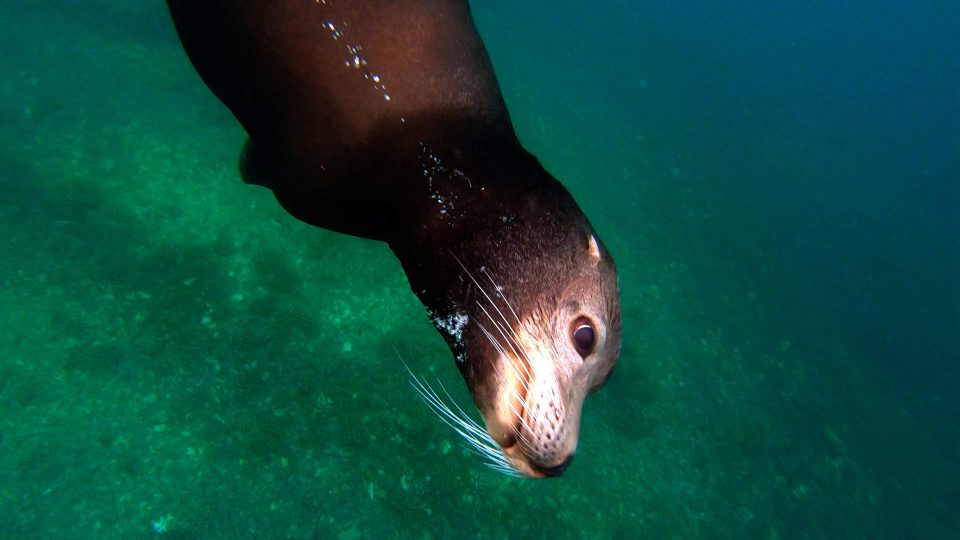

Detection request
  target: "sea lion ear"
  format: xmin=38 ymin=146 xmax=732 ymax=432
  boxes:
xmin=588 ymin=234 xmax=601 ymax=266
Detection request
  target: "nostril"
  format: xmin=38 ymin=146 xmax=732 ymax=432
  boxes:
xmin=535 ymin=455 xmax=574 ymax=477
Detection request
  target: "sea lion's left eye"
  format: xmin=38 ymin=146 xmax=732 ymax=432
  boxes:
xmin=572 ymin=319 xmax=596 ymax=357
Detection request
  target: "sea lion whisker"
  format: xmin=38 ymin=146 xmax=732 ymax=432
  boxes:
xmin=503 ymin=343 xmax=535 ymax=395
xmin=409 ymin=377 xmax=514 ymax=472
xmin=437 ymin=380 xmax=506 ymax=452
xmin=476 ymin=321 xmax=510 ymax=360
xmin=432 ymin=378 xmax=521 ymax=472
xmin=399 ymin=361 xmax=520 ymax=475
xmin=481 ymin=268 xmax=524 ymax=328
xmin=452 ymin=252 xmax=532 ymax=361
xmin=484 ymin=463 xmax=522 ymax=477
xmin=409 ymin=370 xmax=517 ymax=473
xmin=480 ymin=286 xmax=534 ymax=366
xmin=455 ymin=431 xmax=509 ymax=462
xmin=463 ymin=436 xmax=513 ymax=465
xmin=477 ymin=304 xmax=535 ymax=389
xmin=480 ymin=325 xmax=533 ymax=401
xmin=478 ymin=309 xmax=526 ymax=365
xmin=476 ymin=321 xmax=529 ymax=394
xmin=503 ymin=396 xmax=536 ymax=448
xmin=456 ymin=258 xmax=538 ymax=393
xmin=403 ymin=366 xmax=489 ymax=444
xmin=478 ymin=324 xmax=535 ymax=434
xmin=473 ymin=297 xmax=536 ymax=384
xmin=477 ymin=319 xmax=533 ymax=397
xmin=410 ymin=376 xmax=486 ymax=443
xmin=483 ymin=354 xmax=536 ymax=448
xmin=463 ymin=430 xmax=518 ymax=472
xmin=484 ymin=464 xmax=520 ymax=477
xmin=435 ymin=380 xmax=502 ymax=443
xmin=510 ymin=387 xmax=533 ymax=419
xmin=479 ymin=267 xmax=537 ymax=365
xmin=480 ymin=268 xmax=534 ymax=358
xmin=478 ymin=303 xmax=531 ymax=365
xmin=494 ymin=347 xmax=534 ymax=404
xmin=503 ymin=384 xmax=536 ymax=441
xmin=488 ymin=358 xmax=533 ymax=431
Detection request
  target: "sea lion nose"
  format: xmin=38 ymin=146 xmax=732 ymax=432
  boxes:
xmin=535 ymin=455 xmax=574 ymax=477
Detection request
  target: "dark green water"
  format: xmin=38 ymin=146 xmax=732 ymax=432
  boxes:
xmin=1 ymin=1 xmax=957 ymax=538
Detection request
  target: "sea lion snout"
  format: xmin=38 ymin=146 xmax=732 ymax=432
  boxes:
xmin=474 ymin=324 xmax=587 ymax=477
xmin=533 ymin=455 xmax=574 ymax=477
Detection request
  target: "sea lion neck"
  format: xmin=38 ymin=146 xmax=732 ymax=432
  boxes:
xmin=366 ymin=107 xmax=529 ymax=240
xmin=376 ymin=109 xmax=579 ymax=320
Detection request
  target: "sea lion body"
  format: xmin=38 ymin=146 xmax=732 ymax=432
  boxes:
xmin=167 ymin=0 xmax=621 ymax=477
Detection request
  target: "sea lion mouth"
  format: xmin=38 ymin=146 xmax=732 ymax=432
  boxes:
xmin=498 ymin=416 xmax=576 ymax=478
xmin=530 ymin=455 xmax=574 ymax=477
xmin=495 ymin=392 xmax=565 ymax=478
xmin=499 ymin=441 xmax=543 ymax=478
xmin=499 ymin=437 xmax=574 ymax=478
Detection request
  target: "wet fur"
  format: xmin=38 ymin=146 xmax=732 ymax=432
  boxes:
xmin=166 ymin=0 xmax=621 ymax=477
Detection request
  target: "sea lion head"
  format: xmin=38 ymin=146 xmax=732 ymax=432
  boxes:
xmin=461 ymin=233 xmax=621 ymax=478
xmin=404 ymin=169 xmax=622 ymax=478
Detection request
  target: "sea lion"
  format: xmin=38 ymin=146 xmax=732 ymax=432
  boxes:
xmin=166 ymin=0 xmax=621 ymax=477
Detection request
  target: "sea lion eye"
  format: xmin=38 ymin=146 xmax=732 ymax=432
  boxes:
xmin=572 ymin=319 xmax=596 ymax=357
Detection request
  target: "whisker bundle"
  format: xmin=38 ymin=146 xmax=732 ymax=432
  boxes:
xmin=402 ymin=362 xmax=521 ymax=477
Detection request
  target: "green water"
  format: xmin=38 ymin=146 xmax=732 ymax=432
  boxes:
xmin=1 ymin=1 xmax=957 ymax=538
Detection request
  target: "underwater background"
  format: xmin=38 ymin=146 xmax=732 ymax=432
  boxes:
xmin=1 ymin=0 xmax=957 ymax=538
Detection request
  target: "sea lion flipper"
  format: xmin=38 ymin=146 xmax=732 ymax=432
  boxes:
xmin=239 ymin=138 xmax=272 ymax=188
